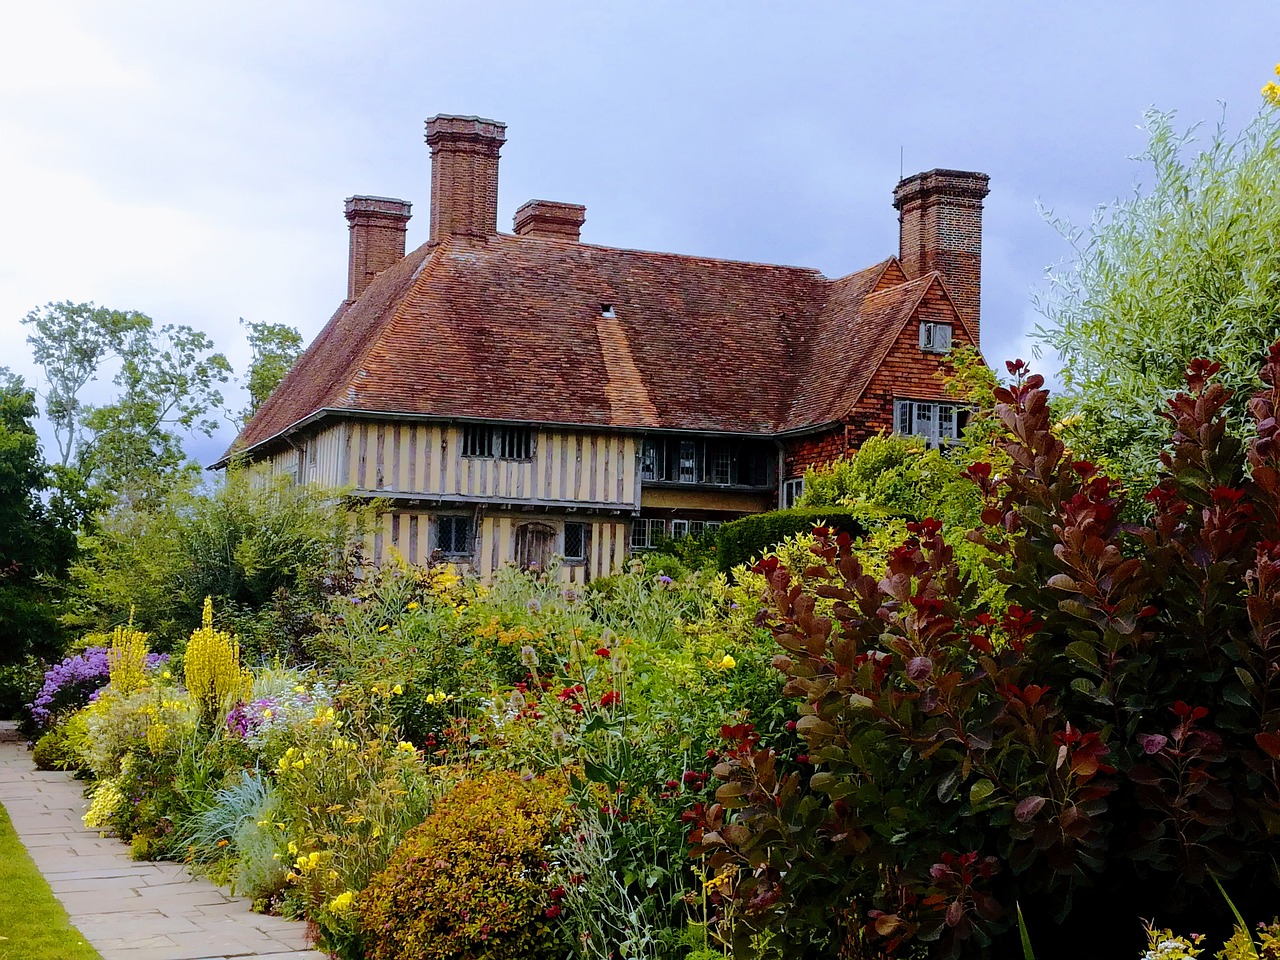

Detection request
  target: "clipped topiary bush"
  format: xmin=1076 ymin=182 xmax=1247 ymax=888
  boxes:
xmin=714 ymin=507 xmax=865 ymax=573
xmin=358 ymin=771 xmax=570 ymax=960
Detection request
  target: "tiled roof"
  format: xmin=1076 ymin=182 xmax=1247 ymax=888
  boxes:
xmin=222 ymin=234 xmax=958 ymax=462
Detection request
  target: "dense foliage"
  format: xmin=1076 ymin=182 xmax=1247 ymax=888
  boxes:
xmin=359 ymin=772 xmax=570 ymax=960
xmin=1034 ymin=106 xmax=1280 ymax=483
xmin=716 ymin=507 xmax=865 ymax=573
xmin=693 ymin=348 xmax=1280 ymax=959
xmin=67 ymin=469 xmax=363 ymax=652
xmin=0 ymin=374 xmax=76 ymax=666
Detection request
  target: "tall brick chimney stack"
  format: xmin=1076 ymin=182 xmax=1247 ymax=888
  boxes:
xmin=344 ymin=196 xmax=412 ymax=302
xmin=424 ymin=114 xmax=507 ymax=242
xmin=893 ymin=169 xmax=990 ymax=339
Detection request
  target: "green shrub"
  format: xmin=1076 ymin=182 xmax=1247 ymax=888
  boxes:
xmin=358 ymin=771 xmax=570 ymax=960
xmin=714 ymin=507 xmax=864 ymax=573
xmin=695 ymin=349 xmax=1280 ymax=958
xmin=31 ymin=715 xmax=86 ymax=772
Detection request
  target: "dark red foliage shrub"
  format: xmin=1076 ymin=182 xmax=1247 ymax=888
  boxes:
xmin=692 ymin=345 xmax=1280 ymax=960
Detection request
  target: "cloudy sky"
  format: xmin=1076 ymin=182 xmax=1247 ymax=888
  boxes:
xmin=1 ymin=2 xmax=1277 ymax=466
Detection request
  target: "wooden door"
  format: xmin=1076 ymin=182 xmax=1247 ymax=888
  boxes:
xmin=515 ymin=522 xmax=555 ymax=572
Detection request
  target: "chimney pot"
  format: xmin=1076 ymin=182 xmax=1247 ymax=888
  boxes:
xmin=893 ymin=169 xmax=990 ymax=340
xmin=513 ymin=199 xmax=586 ymax=241
xmin=424 ymin=114 xmax=507 ymax=241
xmin=344 ymin=195 xmax=411 ymax=302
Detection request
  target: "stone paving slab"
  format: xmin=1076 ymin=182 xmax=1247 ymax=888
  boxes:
xmin=0 ymin=721 xmax=329 ymax=960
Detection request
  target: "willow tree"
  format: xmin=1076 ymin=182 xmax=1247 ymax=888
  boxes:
xmin=1034 ymin=105 xmax=1280 ymax=482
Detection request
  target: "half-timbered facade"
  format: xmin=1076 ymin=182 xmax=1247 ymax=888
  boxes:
xmin=217 ymin=115 xmax=990 ymax=582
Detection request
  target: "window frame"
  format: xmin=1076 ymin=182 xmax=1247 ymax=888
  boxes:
xmin=563 ymin=522 xmax=587 ymax=563
xmin=461 ymin=425 xmax=533 ymax=461
xmin=782 ymin=477 xmax=805 ymax=509
xmin=435 ymin=514 xmax=474 ymax=556
xmin=919 ymin=321 xmax=953 ymax=354
xmin=630 ymin=517 xmax=667 ymax=551
xmin=893 ymin=399 xmax=969 ymax=449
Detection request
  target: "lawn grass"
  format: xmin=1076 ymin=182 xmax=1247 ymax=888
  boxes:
xmin=0 ymin=802 xmax=102 ymax=960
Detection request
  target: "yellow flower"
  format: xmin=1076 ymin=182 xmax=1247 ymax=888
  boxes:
xmin=406 ymin=602 xmax=420 ymax=611
xmin=396 ymin=741 xmax=416 ymax=754
xmin=424 ymin=693 xmax=435 ymax=705
xmin=378 ymin=624 xmax=390 ymax=633
xmin=392 ymin=684 xmax=403 ymax=695
xmin=162 ymin=670 xmax=172 ymax=679
xmin=262 ymin=709 xmax=273 ymax=719
xmin=329 ymin=890 xmax=355 ymax=913
xmin=720 ymin=654 xmax=736 ymax=670
xmin=294 ymin=685 xmax=306 ymax=693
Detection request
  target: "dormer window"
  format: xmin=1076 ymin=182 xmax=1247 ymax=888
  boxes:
xmin=919 ymin=321 xmax=952 ymax=354
xmin=600 ymin=304 xmax=616 ymax=318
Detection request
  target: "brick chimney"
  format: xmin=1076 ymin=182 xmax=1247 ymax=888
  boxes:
xmin=344 ymin=196 xmax=412 ymax=302
xmin=424 ymin=114 xmax=507 ymax=242
xmin=513 ymin=200 xmax=586 ymax=241
xmin=893 ymin=169 xmax=990 ymax=338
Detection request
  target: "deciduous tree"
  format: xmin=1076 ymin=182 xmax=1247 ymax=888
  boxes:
xmin=1034 ymin=107 xmax=1280 ymax=482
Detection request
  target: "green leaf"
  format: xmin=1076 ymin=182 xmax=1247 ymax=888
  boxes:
xmin=1211 ymin=874 xmax=1259 ymax=960
xmin=1017 ymin=903 xmax=1036 ymax=960
xmin=969 ymin=779 xmax=995 ymax=807
xmin=810 ymin=772 xmax=838 ymax=793
xmin=1064 ymin=640 xmax=1099 ymax=669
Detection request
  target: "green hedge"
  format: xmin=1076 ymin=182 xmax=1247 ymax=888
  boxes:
xmin=715 ymin=507 xmax=866 ymax=573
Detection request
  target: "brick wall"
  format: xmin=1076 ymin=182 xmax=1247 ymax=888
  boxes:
xmin=783 ymin=278 xmax=978 ymax=475
xmin=345 ymin=196 xmax=412 ymax=301
xmin=425 ymin=115 xmax=506 ymax=241
xmin=893 ymin=169 xmax=989 ymax=340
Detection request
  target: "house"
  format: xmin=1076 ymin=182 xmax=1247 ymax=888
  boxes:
xmin=216 ymin=114 xmax=989 ymax=582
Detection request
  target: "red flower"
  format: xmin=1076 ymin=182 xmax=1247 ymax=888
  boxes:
xmin=594 ymin=647 xmax=611 ymax=658
xmin=599 ymin=690 xmax=621 ymax=708
xmin=545 ymin=904 xmax=562 ymax=919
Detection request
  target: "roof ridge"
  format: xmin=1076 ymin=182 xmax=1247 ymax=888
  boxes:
xmin=498 ymin=231 xmax=826 ymax=277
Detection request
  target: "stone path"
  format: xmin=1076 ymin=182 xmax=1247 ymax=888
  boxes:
xmin=0 ymin=722 xmax=328 ymax=960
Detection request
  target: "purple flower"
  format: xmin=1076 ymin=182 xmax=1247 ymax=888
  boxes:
xmin=27 ymin=647 xmax=170 ymax=730
xmin=29 ymin=647 xmax=111 ymax=729
xmin=658 ymin=575 xmax=673 ymax=585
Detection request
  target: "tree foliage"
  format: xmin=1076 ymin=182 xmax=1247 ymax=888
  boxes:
xmin=1034 ymin=107 xmax=1280 ymax=482
xmin=240 ymin=318 xmax=303 ymax=424
xmin=67 ymin=469 xmax=364 ymax=654
xmin=0 ymin=373 xmax=75 ymax=662
xmin=22 ymin=301 xmax=231 ymax=505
